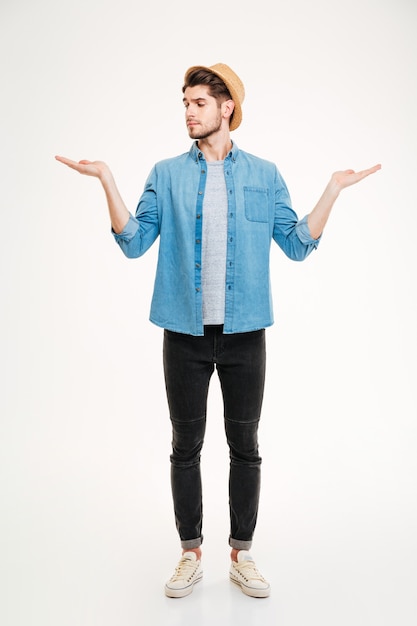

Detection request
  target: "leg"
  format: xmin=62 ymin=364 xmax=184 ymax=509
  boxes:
xmin=163 ymin=329 xmax=214 ymax=548
xmin=216 ymin=329 xmax=266 ymax=550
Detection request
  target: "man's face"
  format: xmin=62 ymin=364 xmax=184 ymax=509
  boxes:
xmin=183 ymin=85 xmax=223 ymax=140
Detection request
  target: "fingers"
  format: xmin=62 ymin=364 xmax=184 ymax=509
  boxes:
xmin=339 ymin=164 xmax=381 ymax=182
xmin=331 ymin=163 xmax=381 ymax=191
xmin=55 ymin=155 xmax=84 ymax=171
xmin=55 ymin=155 xmax=93 ymax=167
xmin=55 ymin=155 xmax=74 ymax=165
xmin=55 ymin=155 xmax=99 ymax=176
xmin=358 ymin=164 xmax=382 ymax=178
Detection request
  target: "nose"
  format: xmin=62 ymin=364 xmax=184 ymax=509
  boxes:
xmin=186 ymin=103 xmax=197 ymax=118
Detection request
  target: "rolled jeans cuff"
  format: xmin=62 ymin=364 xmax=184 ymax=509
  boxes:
xmin=229 ymin=537 xmax=252 ymax=550
xmin=181 ymin=536 xmax=203 ymax=550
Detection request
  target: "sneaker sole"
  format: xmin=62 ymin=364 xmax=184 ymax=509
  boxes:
xmin=165 ymin=572 xmax=203 ymax=598
xmin=229 ymin=574 xmax=270 ymax=598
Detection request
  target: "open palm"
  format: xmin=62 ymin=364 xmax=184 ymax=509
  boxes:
xmin=332 ymin=164 xmax=381 ymax=190
xmin=55 ymin=155 xmax=110 ymax=180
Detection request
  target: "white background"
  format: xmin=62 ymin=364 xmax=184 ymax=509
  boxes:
xmin=1 ymin=1 xmax=416 ymax=624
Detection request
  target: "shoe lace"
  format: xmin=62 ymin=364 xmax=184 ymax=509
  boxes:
xmin=171 ymin=555 xmax=199 ymax=581
xmin=235 ymin=559 xmax=265 ymax=582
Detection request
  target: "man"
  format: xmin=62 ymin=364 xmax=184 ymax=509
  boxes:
xmin=55 ymin=63 xmax=380 ymax=599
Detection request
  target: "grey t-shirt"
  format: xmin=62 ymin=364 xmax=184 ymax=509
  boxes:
xmin=202 ymin=161 xmax=228 ymax=325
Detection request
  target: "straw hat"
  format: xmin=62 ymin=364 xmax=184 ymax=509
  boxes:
xmin=184 ymin=63 xmax=245 ymax=131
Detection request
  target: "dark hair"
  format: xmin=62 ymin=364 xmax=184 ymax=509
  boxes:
xmin=183 ymin=68 xmax=234 ymax=126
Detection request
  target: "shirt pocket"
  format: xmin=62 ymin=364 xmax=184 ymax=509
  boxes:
xmin=244 ymin=186 xmax=269 ymax=223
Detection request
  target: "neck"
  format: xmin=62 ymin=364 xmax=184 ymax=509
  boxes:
xmin=197 ymin=132 xmax=232 ymax=162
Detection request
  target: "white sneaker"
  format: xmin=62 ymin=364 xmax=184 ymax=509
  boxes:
xmin=165 ymin=552 xmax=203 ymax=598
xmin=229 ymin=550 xmax=270 ymax=598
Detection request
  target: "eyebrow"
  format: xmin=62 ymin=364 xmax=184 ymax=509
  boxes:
xmin=182 ymin=96 xmax=209 ymax=104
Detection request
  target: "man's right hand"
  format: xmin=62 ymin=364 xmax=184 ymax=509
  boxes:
xmin=55 ymin=156 xmax=111 ymax=182
xmin=55 ymin=155 xmax=130 ymax=233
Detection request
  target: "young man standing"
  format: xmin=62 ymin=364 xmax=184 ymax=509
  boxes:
xmin=56 ymin=63 xmax=380 ymax=599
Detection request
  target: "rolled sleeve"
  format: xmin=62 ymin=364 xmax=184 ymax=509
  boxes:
xmin=112 ymin=213 xmax=139 ymax=242
xmin=296 ymin=215 xmax=321 ymax=248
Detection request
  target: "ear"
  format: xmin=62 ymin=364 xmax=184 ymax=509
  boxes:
xmin=222 ymin=99 xmax=235 ymax=123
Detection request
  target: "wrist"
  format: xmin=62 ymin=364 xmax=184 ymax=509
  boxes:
xmin=327 ymin=176 xmax=342 ymax=198
xmin=99 ymin=168 xmax=115 ymax=187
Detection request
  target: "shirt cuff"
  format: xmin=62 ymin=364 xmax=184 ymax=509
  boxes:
xmin=296 ymin=215 xmax=322 ymax=246
xmin=112 ymin=214 xmax=139 ymax=242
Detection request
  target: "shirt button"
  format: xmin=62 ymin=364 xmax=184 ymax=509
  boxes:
xmin=201 ymin=169 xmax=206 ymax=174
xmin=196 ymin=239 xmax=201 ymax=244
xmin=196 ymin=214 xmax=201 ymax=219
xmin=196 ymin=263 xmax=201 ymax=268
xmin=196 ymin=287 xmax=201 ymax=292
xmin=198 ymin=191 xmax=203 ymax=195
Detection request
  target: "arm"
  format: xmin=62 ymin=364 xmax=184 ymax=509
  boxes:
xmin=307 ymin=164 xmax=381 ymax=239
xmin=54 ymin=156 xmax=130 ymax=234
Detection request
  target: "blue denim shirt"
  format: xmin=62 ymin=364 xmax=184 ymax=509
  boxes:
xmin=114 ymin=142 xmax=320 ymax=336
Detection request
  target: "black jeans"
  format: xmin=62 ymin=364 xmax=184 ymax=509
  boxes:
xmin=163 ymin=325 xmax=266 ymax=550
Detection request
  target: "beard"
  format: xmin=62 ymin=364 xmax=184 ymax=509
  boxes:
xmin=187 ymin=110 xmax=222 ymax=140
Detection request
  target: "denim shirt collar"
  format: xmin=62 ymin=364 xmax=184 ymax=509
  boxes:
xmin=189 ymin=140 xmax=239 ymax=164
